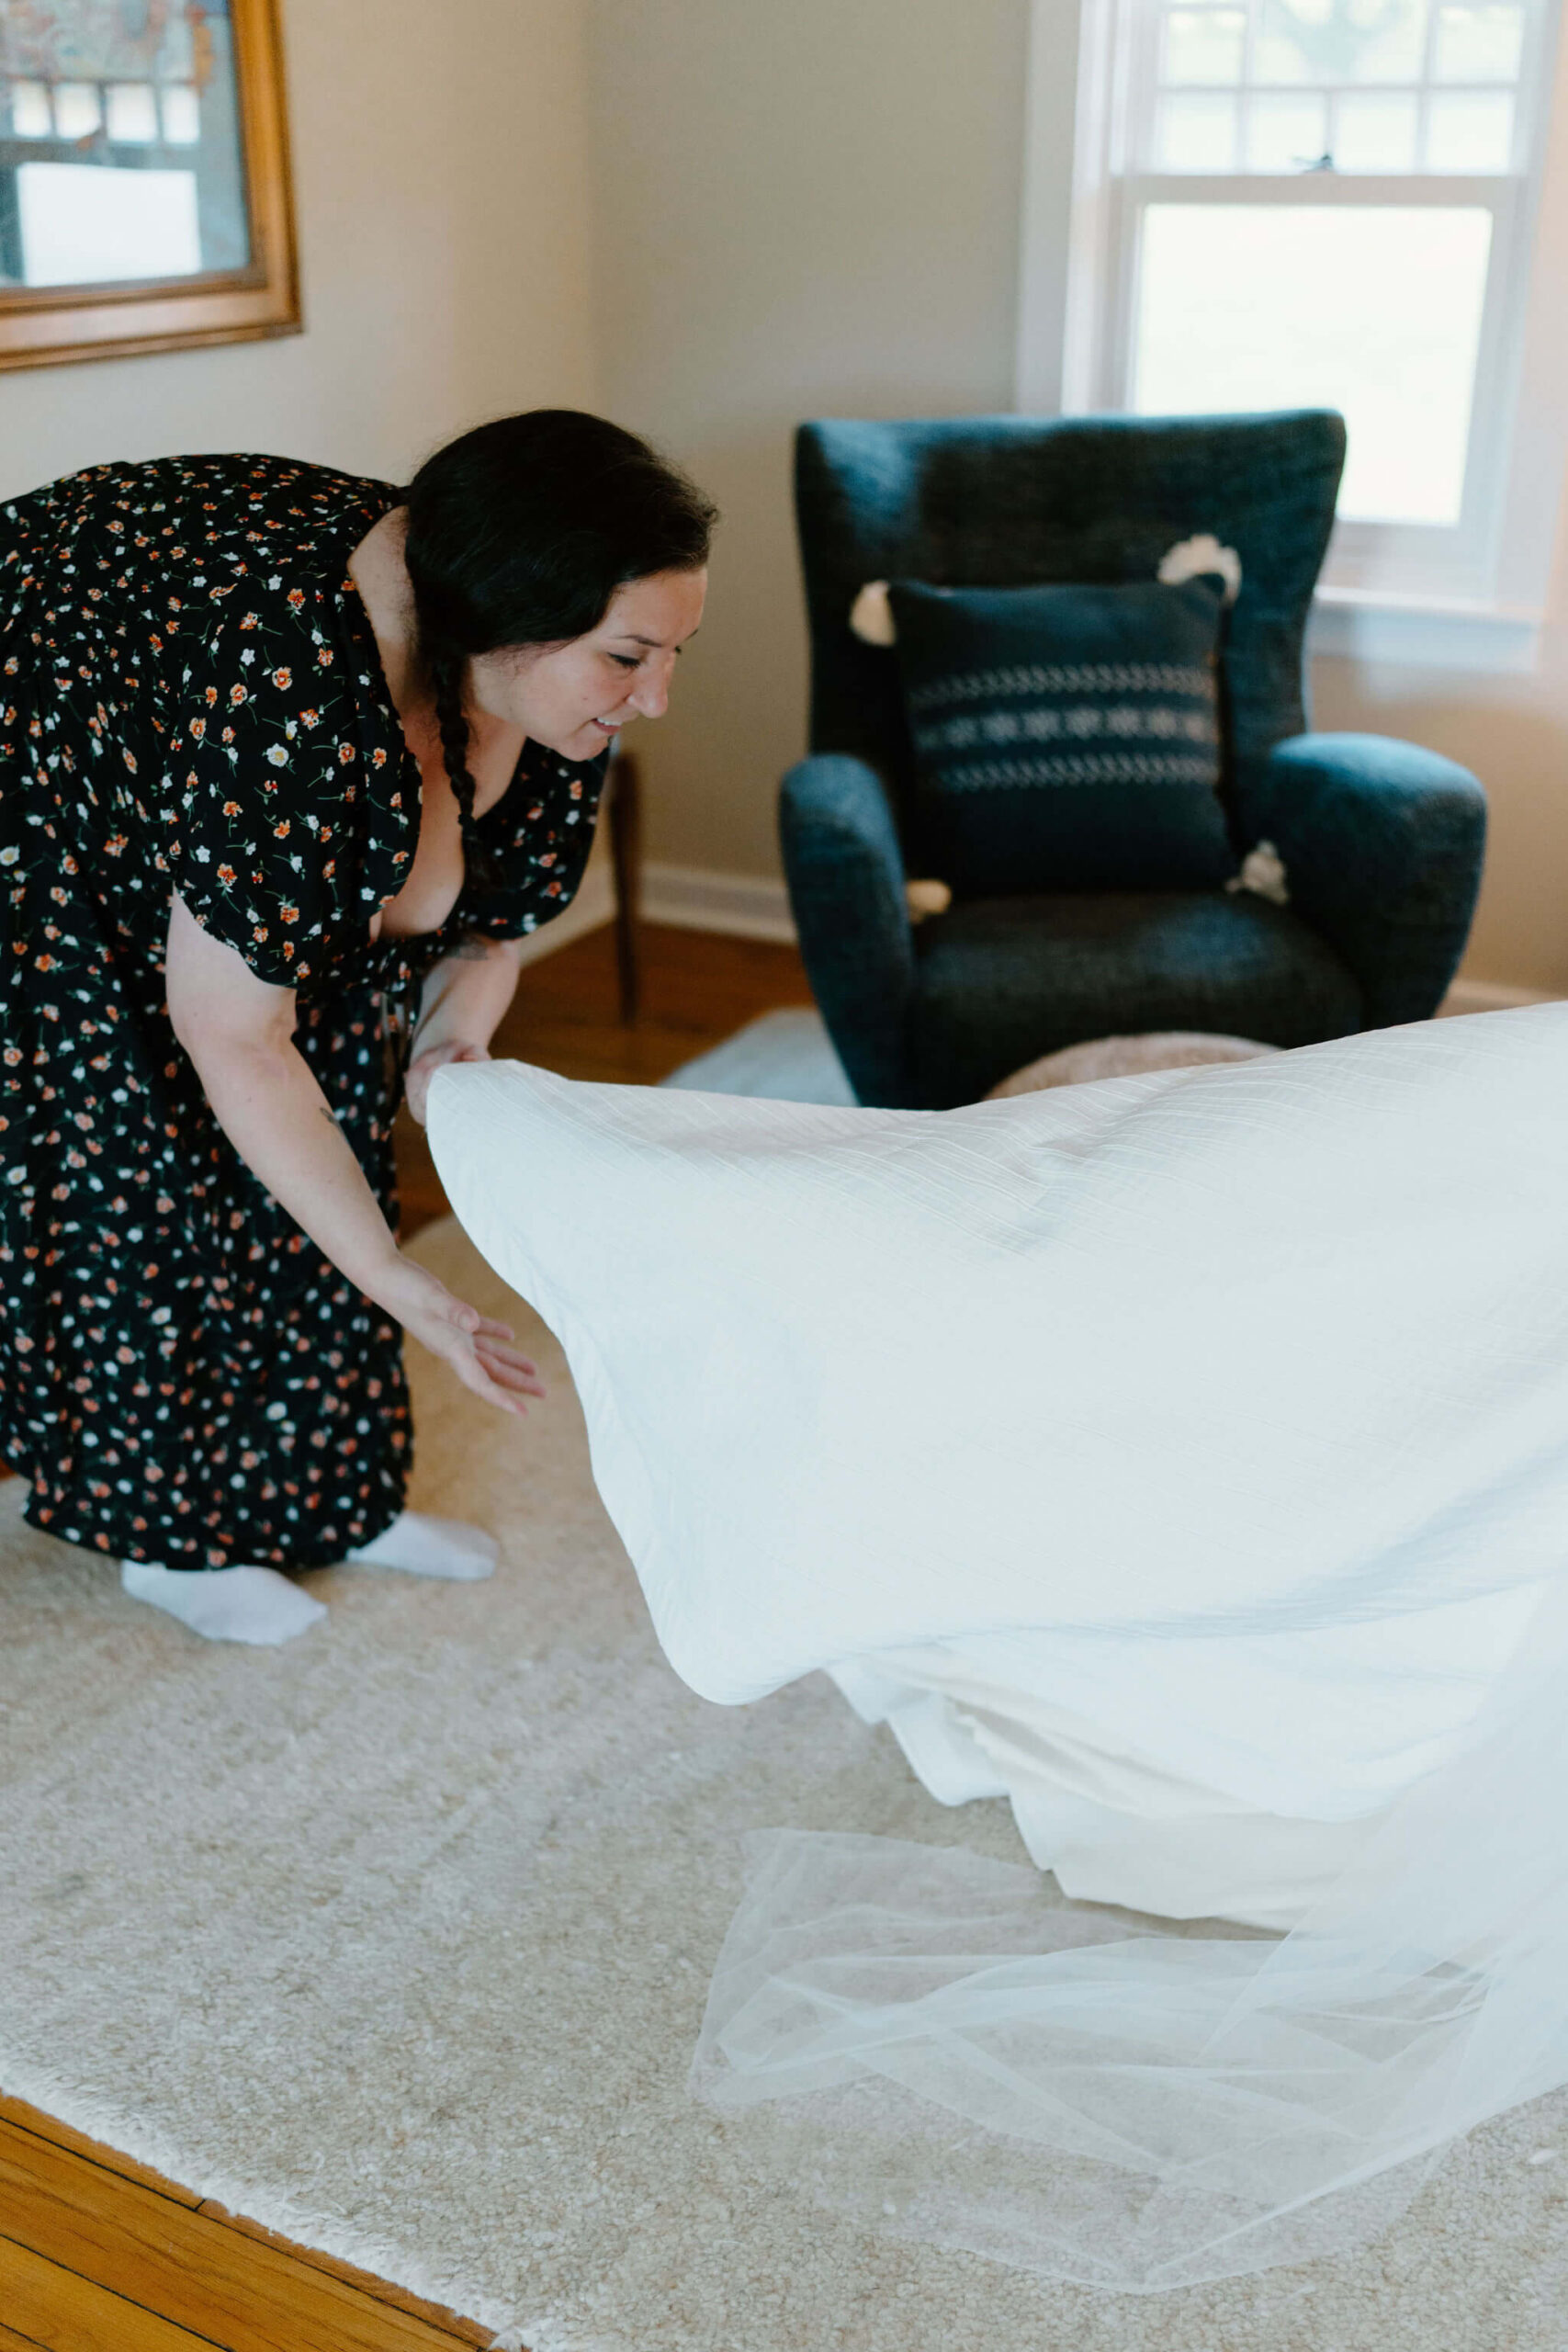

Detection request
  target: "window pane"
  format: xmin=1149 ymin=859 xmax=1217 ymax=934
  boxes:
xmin=8 ymin=80 xmax=53 ymax=138
xmin=53 ymin=82 xmax=101 ymax=138
xmin=105 ymin=83 xmax=158 ymax=143
xmin=1334 ymin=90 xmax=1420 ymax=169
xmin=1426 ymin=88 xmax=1514 ymax=166
xmin=1134 ymin=0 xmax=1532 ymax=175
xmin=1434 ymin=3 xmax=1525 ymax=79
xmin=16 ymin=161 xmax=201 ymax=285
xmin=1133 ymin=205 xmax=1493 ymax=523
xmin=1244 ymin=90 xmax=1327 ymax=167
xmin=160 ymin=85 xmax=200 ymax=145
xmin=1155 ymin=91 xmax=1240 ymax=168
xmin=1162 ymin=6 xmax=1248 ymax=83
xmin=1254 ymin=0 xmax=1429 ymax=84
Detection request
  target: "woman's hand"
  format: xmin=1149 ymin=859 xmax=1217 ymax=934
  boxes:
xmin=376 ymin=1252 xmax=547 ymax=1419
xmin=405 ymin=1037 xmax=490 ymax=1128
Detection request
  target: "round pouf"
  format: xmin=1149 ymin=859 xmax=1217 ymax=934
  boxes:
xmin=987 ymin=1030 xmax=1277 ymax=1099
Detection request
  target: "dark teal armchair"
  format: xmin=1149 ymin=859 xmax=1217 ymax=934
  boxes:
xmin=780 ymin=413 xmax=1487 ymax=1108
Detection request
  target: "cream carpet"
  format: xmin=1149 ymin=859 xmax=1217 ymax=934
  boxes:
xmin=3 ymin=1214 xmax=1567 ymax=2350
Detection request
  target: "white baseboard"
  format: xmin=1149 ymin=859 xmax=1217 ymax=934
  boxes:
xmin=639 ymin=862 xmax=797 ymax=943
xmin=515 ymin=855 xmax=796 ymax=967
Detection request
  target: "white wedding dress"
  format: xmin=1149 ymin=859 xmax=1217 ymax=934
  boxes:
xmin=428 ymin=1005 xmax=1568 ymax=2290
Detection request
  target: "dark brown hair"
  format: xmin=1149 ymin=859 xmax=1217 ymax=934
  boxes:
xmin=401 ymin=410 xmax=716 ymax=887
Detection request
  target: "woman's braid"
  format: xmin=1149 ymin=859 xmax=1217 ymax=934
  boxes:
xmin=427 ymin=644 xmax=503 ymax=892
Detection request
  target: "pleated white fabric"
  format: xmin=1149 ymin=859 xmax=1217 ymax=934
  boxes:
xmin=428 ymin=1003 xmax=1568 ymax=2289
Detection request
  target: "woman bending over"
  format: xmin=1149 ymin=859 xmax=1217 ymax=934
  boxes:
xmin=0 ymin=411 xmax=713 ymax=1644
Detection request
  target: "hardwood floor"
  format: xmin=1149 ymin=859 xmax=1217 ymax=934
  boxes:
xmin=0 ymin=2094 xmax=492 ymax=2349
xmin=1 ymin=922 xmax=810 ymax=2352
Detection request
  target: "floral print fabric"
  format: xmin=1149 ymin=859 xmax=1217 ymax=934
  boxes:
xmin=0 ymin=455 xmax=606 ymax=1569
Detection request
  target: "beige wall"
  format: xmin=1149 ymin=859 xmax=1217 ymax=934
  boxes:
xmin=585 ymin=0 xmax=1032 ymax=878
xmin=0 ymin=0 xmax=598 ymax=501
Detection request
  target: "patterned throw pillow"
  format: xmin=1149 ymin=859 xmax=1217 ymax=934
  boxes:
xmin=886 ymin=577 xmax=1236 ymax=896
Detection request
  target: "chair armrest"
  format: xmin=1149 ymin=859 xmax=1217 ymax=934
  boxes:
xmin=779 ymin=753 xmax=916 ymax=1105
xmin=1250 ymin=732 xmax=1486 ymax=1028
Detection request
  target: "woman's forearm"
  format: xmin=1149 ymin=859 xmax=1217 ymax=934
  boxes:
xmin=187 ymin=1035 xmax=404 ymax=1306
xmin=411 ymin=934 xmax=525 ymax=1058
xmin=183 ymin=1027 xmax=547 ymax=1417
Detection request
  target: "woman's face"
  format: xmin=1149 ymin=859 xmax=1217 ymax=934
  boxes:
xmin=468 ymin=567 xmax=707 ymax=761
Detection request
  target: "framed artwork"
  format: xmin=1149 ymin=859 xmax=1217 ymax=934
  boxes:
xmin=0 ymin=0 xmax=299 ymax=370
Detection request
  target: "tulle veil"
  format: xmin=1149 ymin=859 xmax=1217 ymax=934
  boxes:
xmin=424 ymin=1011 xmax=1568 ymax=2294
xmin=694 ymin=1571 xmax=1568 ymax=2290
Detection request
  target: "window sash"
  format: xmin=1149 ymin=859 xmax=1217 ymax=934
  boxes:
xmin=1124 ymin=0 xmax=1549 ymax=179
xmin=1051 ymin=0 xmax=1563 ymax=603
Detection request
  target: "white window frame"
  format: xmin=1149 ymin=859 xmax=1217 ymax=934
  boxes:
xmin=1016 ymin=0 xmax=1568 ymax=671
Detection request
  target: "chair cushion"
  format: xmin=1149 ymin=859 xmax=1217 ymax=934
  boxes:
xmin=887 ymin=577 xmax=1237 ymax=896
xmin=912 ymin=891 xmax=1362 ymax=1106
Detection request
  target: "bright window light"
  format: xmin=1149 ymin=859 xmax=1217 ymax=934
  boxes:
xmin=160 ymin=85 xmax=201 ymax=144
xmin=1244 ymin=90 xmax=1326 ymax=169
xmin=17 ymin=162 xmax=202 ymax=287
xmin=1163 ymin=6 xmax=1247 ymax=82
xmin=1254 ymin=0 xmax=1428 ymax=85
xmin=105 ymin=83 xmax=160 ymax=144
xmin=52 ymin=83 xmax=101 ymax=139
xmin=9 ymin=80 xmax=53 ymax=138
xmin=1334 ymin=92 xmax=1420 ymax=172
xmin=1434 ymin=3 xmax=1527 ymax=80
xmin=1156 ymin=90 xmax=1240 ymax=166
xmin=1426 ymin=88 xmax=1516 ymax=166
xmin=1133 ymin=205 xmax=1494 ymax=524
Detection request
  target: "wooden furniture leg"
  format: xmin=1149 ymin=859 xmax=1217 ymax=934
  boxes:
xmin=608 ymin=749 xmax=643 ymax=1026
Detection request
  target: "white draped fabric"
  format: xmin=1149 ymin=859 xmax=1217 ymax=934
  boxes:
xmin=428 ymin=1005 xmax=1568 ymax=2289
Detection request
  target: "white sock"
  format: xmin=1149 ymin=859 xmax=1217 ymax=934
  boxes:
xmin=344 ymin=1510 xmax=499 ymax=1581
xmin=120 ymin=1560 xmax=328 ymax=1646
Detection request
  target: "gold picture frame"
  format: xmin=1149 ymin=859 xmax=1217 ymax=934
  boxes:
xmin=0 ymin=0 xmax=299 ymax=372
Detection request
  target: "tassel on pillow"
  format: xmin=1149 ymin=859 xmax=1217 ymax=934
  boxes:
xmin=906 ymin=878 xmax=952 ymax=922
xmin=1226 ymin=840 xmax=1291 ymax=905
xmin=849 ymin=580 xmax=897 ymax=645
xmin=1157 ymin=534 xmax=1242 ymax=605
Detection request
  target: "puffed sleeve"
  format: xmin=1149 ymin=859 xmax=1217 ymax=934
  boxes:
xmin=451 ymin=741 xmax=610 ymax=947
xmin=168 ymin=605 xmax=412 ymax=988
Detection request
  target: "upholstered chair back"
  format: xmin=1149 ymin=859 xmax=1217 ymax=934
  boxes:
xmin=795 ymin=411 xmax=1346 ymax=876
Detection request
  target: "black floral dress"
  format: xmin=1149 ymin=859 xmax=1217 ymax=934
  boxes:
xmin=0 ymin=456 xmax=606 ymax=1570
